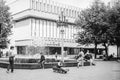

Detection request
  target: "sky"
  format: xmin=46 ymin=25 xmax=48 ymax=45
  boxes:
xmin=5 ymin=0 xmax=112 ymax=9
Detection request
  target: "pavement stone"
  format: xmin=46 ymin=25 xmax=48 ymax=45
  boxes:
xmin=0 ymin=61 xmax=120 ymax=80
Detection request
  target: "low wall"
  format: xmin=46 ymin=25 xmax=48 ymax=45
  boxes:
xmin=0 ymin=61 xmax=90 ymax=69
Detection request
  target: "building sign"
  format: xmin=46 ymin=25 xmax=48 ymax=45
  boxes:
xmin=45 ymin=41 xmax=60 ymax=47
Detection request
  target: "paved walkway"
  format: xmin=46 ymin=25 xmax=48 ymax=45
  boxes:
xmin=0 ymin=61 xmax=120 ymax=80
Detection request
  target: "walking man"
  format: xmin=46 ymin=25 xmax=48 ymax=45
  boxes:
xmin=6 ymin=46 xmax=15 ymax=73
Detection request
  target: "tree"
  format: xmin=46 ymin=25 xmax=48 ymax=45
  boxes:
xmin=107 ymin=0 xmax=120 ymax=58
xmin=76 ymin=0 xmax=110 ymax=57
xmin=0 ymin=0 xmax=13 ymax=49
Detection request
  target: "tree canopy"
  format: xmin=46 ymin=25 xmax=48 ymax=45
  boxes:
xmin=76 ymin=0 xmax=120 ymax=57
xmin=107 ymin=0 xmax=120 ymax=46
xmin=76 ymin=0 xmax=109 ymax=44
xmin=0 ymin=0 xmax=13 ymax=49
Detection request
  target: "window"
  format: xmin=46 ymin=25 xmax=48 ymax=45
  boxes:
xmin=57 ymin=6 xmax=59 ymax=14
xmin=74 ymin=11 xmax=76 ymax=17
xmin=45 ymin=3 xmax=47 ymax=12
xmin=41 ymin=2 xmax=43 ymax=11
xmin=60 ymin=7 xmax=62 ymax=13
xmin=49 ymin=21 xmax=51 ymax=37
xmin=17 ymin=46 xmax=26 ymax=55
xmin=36 ymin=1 xmax=38 ymax=10
xmin=51 ymin=22 xmax=54 ymax=38
xmin=44 ymin=20 xmax=47 ymax=37
xmin=54 ymin=6 xmax=56 ymax=14
xmin=32 ymin=0 xmax=35 ymax=10
xmin=71 ymin=10 xmax=74 ymax=17
xmin=43 ymin=3 xmax=45 ymax=11
xmin=39 ymin=2 xmax=41 ymax=11
xmin=39 ymin=20 xmax=42 ymax=37
xmin=63 ymin=8 xmax=65 ymax=13
xmin=50 ymin=5 xmax=52 ymax=13
xmin=46 ymin=21 xmax=48 ymax=37
xmin=36 ymin=1 xmax=39 ymax=11
xmin=42 ymin=20 xmax=44 ymax=37
xmin=47 ymin=4 xmax=49 ymax=12
xmin=69 ymin=9 xmax=71 ymax=17
xmin=66 ymin=9 xmax=68 ymax=16
xmin=34 ymin=19 xmax=36 ymax=37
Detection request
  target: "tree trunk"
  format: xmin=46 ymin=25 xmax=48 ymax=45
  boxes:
xmin=94 ymin=42 xmax=97 ymax=58
xmin=117 ymin=43 xmax=120 ymax=59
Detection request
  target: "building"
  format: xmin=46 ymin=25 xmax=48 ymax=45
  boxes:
xmin=9 ymin=0 xmax=82 ymax=55
xmin=109 ymin=0 xmax=120 ymax=7
xmin=8 ymin=0 xmax=107 ymax=58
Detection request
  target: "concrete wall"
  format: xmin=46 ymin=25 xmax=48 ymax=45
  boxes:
xmin=9 ymin=0 xmax=30 ymax=14
xmin=14 ymin=19 xmax=31 ymax=41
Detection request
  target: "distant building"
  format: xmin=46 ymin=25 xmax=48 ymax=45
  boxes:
xmin=109 ymin=0 xmax=120 ymax=7
xmin=8 ymin=0 xmax=105 ymax=56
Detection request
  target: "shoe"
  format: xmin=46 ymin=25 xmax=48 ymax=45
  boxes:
xmin=6 ymin=71 xmax=9 ymax=73
xmin=92 ymin=63 xmax=95 ymax=66
xmin=11 ymin=71 xmax=14 ymax=73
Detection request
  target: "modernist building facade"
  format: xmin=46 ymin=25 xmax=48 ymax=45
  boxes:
xmin=9 ymin=0 xmax=83 ymax=55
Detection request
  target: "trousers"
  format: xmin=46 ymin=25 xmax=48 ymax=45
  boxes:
xmin=7 ymin=57 xmax=14 ymax=72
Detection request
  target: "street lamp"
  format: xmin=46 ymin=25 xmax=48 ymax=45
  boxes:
xmin=57 ymin=11 xmax=68 ymax=62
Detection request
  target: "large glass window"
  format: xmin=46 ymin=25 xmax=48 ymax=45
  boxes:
xmin=49 ymin=21 xmax=51 ymax=37
xmin=69 ymin=9 xmax=71 ymax=17
xmin=39 ymin=2 xmax=42 ymax=11
xmin=43 ymin=3 xmax=45 ymax=12
xmin=36 ymin=1 xmax=38 ymax=10
xmin=50 ymin=5 xmax=52 ymax=13
xmin=54 ymin=6 xmax=56 ymax=14
xmin=57 ymin=6 xmax=59 ymax=14
xmin=45 ymin=3 xmax=47 ymax=12
xmin=66 ymin=9 xmax=68 ymax=17
xmin=32 ymin=0 xmax=35 ymax=10
xmin=47 ymin=4 xmax=49 ymax=12
xmin=17 ymin=46 xmax=26 ymax=55
xmin=42 ymin=20 xmax=44 ymax=37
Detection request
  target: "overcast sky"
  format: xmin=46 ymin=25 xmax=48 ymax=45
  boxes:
xmin=5 ymin=0 xmax=111 ymax=9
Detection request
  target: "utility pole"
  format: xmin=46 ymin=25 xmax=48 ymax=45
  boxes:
xmin=57 ymin=11 xmax=68 ymax=62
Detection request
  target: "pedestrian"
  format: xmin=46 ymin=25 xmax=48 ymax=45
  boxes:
xmin=102 ymin=51 xmax=107 ymax=60
xmin=39 ymin=52 xmax=45 ymax=69
xmin=84 ymin=50 xmax=95 ymax=66
xmin=55 ymin=52 xmax=58 ymax=60
xmin=6 ymin=46 xmax=15 ymax=73
xmin=77 ymin=50 xmax=84 ymax=68
xmin=0 ymin=48 xmax=3 ymax=58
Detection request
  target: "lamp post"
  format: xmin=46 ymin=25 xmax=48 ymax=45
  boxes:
xmin=57 ymin=11 xmax=68 ymax=62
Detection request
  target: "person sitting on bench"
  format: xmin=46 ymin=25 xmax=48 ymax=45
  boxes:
xmin=77 ymin=50 xmax=84 ymax=67
xmin=57 ymin=60 xmax=63 ymax=68
xmin=84 ymin=50 xmax=95 ymax=66
xmin=39 ymin=53 xmax=45 ymax=69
